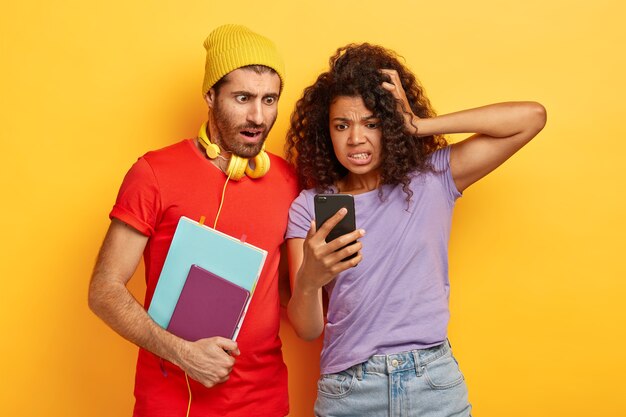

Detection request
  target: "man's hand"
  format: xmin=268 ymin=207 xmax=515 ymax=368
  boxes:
xmin=179 ymin=336 xmax=241 ymax=388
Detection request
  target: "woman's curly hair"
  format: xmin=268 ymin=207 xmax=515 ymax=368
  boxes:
xmin=285 ymin=43 xmax=447 ymax=200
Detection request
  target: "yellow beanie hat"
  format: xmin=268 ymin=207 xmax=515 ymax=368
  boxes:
xmin=202 ymin=24 xmax=285 ymax=95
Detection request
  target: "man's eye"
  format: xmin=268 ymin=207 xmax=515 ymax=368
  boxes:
xmin=236 ymin=95 xmax=248 ymax=103
xmin=264 ymin=97 xmax=276 ymax=105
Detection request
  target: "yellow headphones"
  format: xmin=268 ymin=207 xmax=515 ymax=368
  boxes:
xmin=197 ymin=121 xmax=270 ymax=180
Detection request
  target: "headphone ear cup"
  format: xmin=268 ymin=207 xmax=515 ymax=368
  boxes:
xmin=205 ymin=142 xmax=221 ymax=159
xmin=226 ymin=155 xmax=249 ymax=181
xmin=198 ymin=122 xmax=221 ymax=159
xmin=245 ymin=149 xmax=270 ymax=179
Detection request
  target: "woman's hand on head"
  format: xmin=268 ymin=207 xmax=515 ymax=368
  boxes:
xmin=380 ymin=68 xmax=419 ymax=135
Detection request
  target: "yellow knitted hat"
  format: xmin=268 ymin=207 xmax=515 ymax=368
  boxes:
xmin=202 ymin=24 xmax=285 ymax=95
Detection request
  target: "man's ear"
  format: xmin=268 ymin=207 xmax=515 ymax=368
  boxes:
xmin=204 ymin=89 xmax=216 ymax=109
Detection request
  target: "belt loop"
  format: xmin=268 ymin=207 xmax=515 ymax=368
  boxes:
xmin=412 ymin=350 xmax=423 ymax=377
xmin=355 ymin=363 xmax=363 ymax=381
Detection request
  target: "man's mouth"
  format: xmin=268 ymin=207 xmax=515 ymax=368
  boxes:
xmin=239 ymin=131 xmax=264 ymax=145
xmin=241 ymin=130 xmax=261 ymax=137
xmin=239 ymin=125 xmax=265 ymax=141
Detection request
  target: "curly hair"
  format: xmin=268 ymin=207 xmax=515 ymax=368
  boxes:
xmin=285 ymin=43 xmax=447 ymax=200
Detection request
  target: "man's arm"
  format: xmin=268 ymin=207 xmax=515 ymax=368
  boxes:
xmin=88 ymin=218 xmax=239 ymax=387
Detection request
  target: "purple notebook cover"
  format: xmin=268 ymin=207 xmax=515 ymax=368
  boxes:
xmin=167 ymin=264 xmax=250 ymax=341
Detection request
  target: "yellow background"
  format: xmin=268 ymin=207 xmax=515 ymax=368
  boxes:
xmin=1 ymin=0 xmax=625 ymax=416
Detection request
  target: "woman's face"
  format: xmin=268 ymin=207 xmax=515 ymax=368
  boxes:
xmin=329 ymin=95 xmax=383 ymax=177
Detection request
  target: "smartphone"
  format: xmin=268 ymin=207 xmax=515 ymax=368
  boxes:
xmin=314 ymin=194 xmax=357 ymax=260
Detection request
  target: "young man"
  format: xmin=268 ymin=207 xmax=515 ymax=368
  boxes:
xmin=88 ymin=24 xmax=298 ymax=417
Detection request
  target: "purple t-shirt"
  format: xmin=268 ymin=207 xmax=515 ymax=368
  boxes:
xmin=286 ymin=147 xmax=461 ymax=374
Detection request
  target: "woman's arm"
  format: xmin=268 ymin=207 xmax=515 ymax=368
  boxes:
xmin=286 ymin=237 xmax=325 ymax=341
xmin=417 ymin=102 xmax=547 ymax=192
xmin=381 ymin=69 xmax=547 ymax=192
xmin=287 ymin=211 xmax=364 ymax=341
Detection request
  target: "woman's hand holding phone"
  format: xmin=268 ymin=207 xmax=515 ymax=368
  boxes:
xmin=286 ymin=196 xmax=364 ymax=341
xmin=297 ymin=207 xmax=364 ymax=292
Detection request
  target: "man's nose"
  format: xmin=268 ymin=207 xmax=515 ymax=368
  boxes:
xmin=247 ymin=101 xmax=264 ymax=125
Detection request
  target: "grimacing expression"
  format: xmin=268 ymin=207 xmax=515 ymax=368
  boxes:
xmin=329 ymin=95 xmax=383 ymax=177
xmin=208 ymin=68 xmax=281 ymax=158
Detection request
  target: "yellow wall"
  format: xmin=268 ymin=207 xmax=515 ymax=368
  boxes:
xmin=1 ymin=0 xmax=625 ymax=416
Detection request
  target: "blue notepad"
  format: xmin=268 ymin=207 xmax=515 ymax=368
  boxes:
xmin=147 ymin=216 xmax=267 ymax=329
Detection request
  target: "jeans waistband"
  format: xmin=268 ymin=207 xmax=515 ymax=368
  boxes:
xmin=353 ymin=341 xmax=451 ymax=376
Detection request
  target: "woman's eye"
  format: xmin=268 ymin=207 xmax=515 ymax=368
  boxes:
xmin=335 ymin=124 xmax=348 ymax=131
xmin=366 ymin=122 xmax=380 ymax=129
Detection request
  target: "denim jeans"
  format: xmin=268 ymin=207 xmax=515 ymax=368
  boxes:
xmin=314 ymin=341 xmax=472 ymax=417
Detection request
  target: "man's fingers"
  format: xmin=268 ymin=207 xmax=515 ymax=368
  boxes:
xmin=210 ymin=336 xmax=238 ymax=353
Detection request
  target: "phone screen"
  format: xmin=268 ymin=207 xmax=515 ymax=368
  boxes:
xmin=314 ymin=194 xmax=357 ymax=260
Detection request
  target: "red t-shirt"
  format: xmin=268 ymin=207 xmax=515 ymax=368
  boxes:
xmin=110 ymin=139 xmax=299 ymax=417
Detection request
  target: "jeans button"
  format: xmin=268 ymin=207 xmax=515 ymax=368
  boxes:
xmin=391 ymin=359 xmax=399 ymax=367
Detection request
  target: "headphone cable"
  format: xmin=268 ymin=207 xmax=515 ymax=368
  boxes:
xmin=185 ymin=373 xmax=192 ymax=417
xmin=183 ymin=168 xmax=233 ymax=417
xmin=214 ymin=169 xmax=232 ymax=228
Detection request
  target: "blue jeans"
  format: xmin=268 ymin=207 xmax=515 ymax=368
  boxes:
xmin=314 ymin=341 xmax=472 ymax=417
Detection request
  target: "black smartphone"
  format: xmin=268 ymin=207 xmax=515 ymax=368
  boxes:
xmin=314 ymin=194 xmax=357 ymax=260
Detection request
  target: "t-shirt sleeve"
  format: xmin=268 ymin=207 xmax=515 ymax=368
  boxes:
xmin=285 ymin=190 xmax=313 ymax=240
xmin=109 ymin=157 xmax=161 ymax=236
xmin=431 ymin=146 xmax=462 ymax=203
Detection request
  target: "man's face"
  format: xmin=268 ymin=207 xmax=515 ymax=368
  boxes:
xmin=205 ymin=68 xmax=281 ymax=158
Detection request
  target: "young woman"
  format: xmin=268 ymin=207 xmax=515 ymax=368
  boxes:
xmin=285 ymin=43 xmax=546 ymax=417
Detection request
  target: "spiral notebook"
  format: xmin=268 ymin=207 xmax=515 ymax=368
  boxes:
xmin=166 ymin=264 xmax=250 ymax=341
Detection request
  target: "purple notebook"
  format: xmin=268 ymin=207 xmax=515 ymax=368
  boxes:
xmin=167 ymin=264 xmax=250 ymax=341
